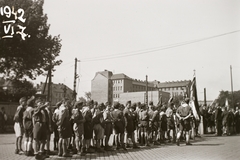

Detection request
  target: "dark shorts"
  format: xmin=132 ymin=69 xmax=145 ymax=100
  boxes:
xmin=33 ymin=122 xmax=47 ymax=141
xmin=139 ymin=121 xmax=149 ymax=132
xmin=84 ymin=122 xmax=93 ymax=139
xmin=59 ymin=123 xmax=72 ymax=139
xmin=25 ymin=128 xmax=33 ymax=138
xmin=167 ymin=118 xmax=175 ymax=130
xmin=179 ymin=119 xmax=191 ymax=131
xmin=104 ymin=122 xmax=113 ymax=136
xmin=113 ymin=121 xmax=124 ymax=134
xmin=161 ymin=122 xmax=167 ymax=131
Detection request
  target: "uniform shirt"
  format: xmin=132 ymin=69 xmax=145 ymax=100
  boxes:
xmin=139 ymin=109 xmax=149 ymax=121
xmin=57 ymin=104 xmax=70 ymax=126
xmin=111 ymin=109 xmax=124 ymax=123
xmin=15 ymin=105 xmax=25 ymax=124
xmin=23 ymin=106 xmax=34 ymax=129
xmin=165 ymin=107 xmax=173 ymax=117
xmin=52 ymin=108 xmax=60 ymax=124
xmin=72 ymin=109 xmax=84 ymax=124
xmin=103 ymin=108 xmax=113 ymax=123
xmin=177 ymin=103 xmax=192 ymax=117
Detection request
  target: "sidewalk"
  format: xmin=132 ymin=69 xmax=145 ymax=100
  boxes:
xmin=0 ymin=134 xmax=239 ymax=160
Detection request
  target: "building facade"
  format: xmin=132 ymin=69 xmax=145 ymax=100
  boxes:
xmin=91 ymin=70 xmax=190 ymax=104
xmin=153 ymin=80 xmax=191 ymax=98
xmin=36 ymin=82 xmax=73 ymax=106
xmin=91 ymin=70 xmax=113 ymax=104
xmin=119 ymin=91 xmax=170 ymax=105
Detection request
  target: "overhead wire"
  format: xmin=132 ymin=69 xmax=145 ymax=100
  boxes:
xmin=81 ymin=30 xmax=240 ymax=62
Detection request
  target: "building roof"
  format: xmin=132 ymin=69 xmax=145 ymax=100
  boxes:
xmin=92 ymin=70 xmax=113 ymax=80
xmin=37 ymin=82 xmax=73 ymax=93
xmin=156 ymin=80 xmax=191 ymax=88
xmin=111 ymin=73 xmax=132 ymax=80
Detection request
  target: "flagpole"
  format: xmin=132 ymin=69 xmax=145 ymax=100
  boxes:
xmin=230 ymin=65 xmax=234 ymax=108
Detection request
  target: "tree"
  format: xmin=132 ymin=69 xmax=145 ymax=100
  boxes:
xmin=0 ymin=79 xmax=37 ymax=102
xmin=85 ymin=91 xmax=91 ymax=101
xmin=216 ymin=90 xmax=240 ymax=108
xmin=0 ymin=0 xmax=62 ymax=80
xmin=78 ymin=97 xmax=87 ymax=103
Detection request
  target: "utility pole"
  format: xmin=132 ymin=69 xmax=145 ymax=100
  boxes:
xmin=62 ymin=85 xmax=67 ymax=98
xmin=73 ymin=58 xmax=80 ymax=101
xmin=47 ymin=59 xmax=52 ymax=102
xmin=146 ymin=75 xmax=148 ymax=105
xmin=47 ymin=50 xmax=52 ymax=102
xmin=230 ymin=65 xmax=234 ymax=108
xmin=204 ymin=88 xmax=207 ymax=106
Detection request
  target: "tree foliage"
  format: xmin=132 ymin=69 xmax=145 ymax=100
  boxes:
xmin=85 ymin=91 xmax=91 ymax=101
xmin=0 ymin=79 xmax=37 ymax=102
xmin=0 ymin=0 xmax=62 ymax=80
xmin=79 ymin=97 xmax=87 ymax=103
xmin=216 ymin=90 xmax=240 ymax=108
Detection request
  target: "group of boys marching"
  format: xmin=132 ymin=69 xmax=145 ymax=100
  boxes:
xmin=13 ymin=95 xmax=197 ymax=159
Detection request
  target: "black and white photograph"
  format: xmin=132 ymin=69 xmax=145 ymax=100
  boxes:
xmin=0 ymin=0 xmax=240 ymax=160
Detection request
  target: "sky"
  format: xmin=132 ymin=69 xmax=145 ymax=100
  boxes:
xmin=35 ymin=0 xmax=240 ymax=101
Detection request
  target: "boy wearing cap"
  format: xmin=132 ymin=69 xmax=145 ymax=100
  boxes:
xmin=112 ymin=102 xmax=126 ymax=150
xmin=72 ymin=101 xmax=85 ymax=156
xmin=23 ymin=96 xmax=35 ymax=156
xmin=148 ymin=102 xmax=160 ymax=145
xmin=138 ymin=103 xmax=150 ymax=146
xmin=92 ymin=103 xmax=105 ymax=152
xmin=176 ymin=98 xmax=193 ymax=146
xmin=166 ymin=102 xmax=176 ymax=143
xmin=56 ymin=99 xmax=72 ymax=157
xmin=129 ymin=103 xmax=140 ymax=148
xmin=44 ymin=102 xmax=53 ymax=156
xmin=14 ymin=97 xmax=26 ymax=154
xmin=52 ymin=101 xmax=62 ymax=151
xmin=103 ymin=102 xmax=113 ymax=151
xmin=124 ymin=101 xmax=139 ymax=148
xmin=82 ymin=100 xmax=95 ymax=153
xmin=32 ymin=99 xmax=49 ymax=159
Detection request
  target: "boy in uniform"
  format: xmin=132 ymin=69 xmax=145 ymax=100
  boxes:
xmin=72 ymin=101 xmax=85 ymax=156
xmin=103 ymin=102 xmax=113 ymax=151
xmin=112 ymin=102 xmax=126 ymax=150
xmin=23 ymin=96 xmax=35 ymax=156
xmin=176 ymin=98 xmax=193 ymax=146
xmin=14 ymin=97 xmax=26 ymax=155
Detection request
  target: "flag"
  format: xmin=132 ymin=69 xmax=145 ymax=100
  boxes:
xmin=157 ymin=94 xmax=162 ymax=107
xmin=168 ymin=95 xmax=173 ymax=104
xmin=189 ymin=77 xmax=200 ymax=120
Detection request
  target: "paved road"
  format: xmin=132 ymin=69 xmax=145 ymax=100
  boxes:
xmin=0 ymin=134 xmax=239 ymax=160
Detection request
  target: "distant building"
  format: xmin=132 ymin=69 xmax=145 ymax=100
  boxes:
xmin=91 ymin=70 xmax=113 ymax=104
xmin=153 ymin=80 xmax=191 ymax=97
xmin=198 ymin=100 xmax=214 ymax=106
xmin=36 ymin=82 xmax=73 ymax=106
xmin=91 ymin=70 xmax=190 ymax=104
xmin=111 ymin=74 xmax=156 ymax=102
xmin=119 ymin=91 xmax=170 ymax=105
